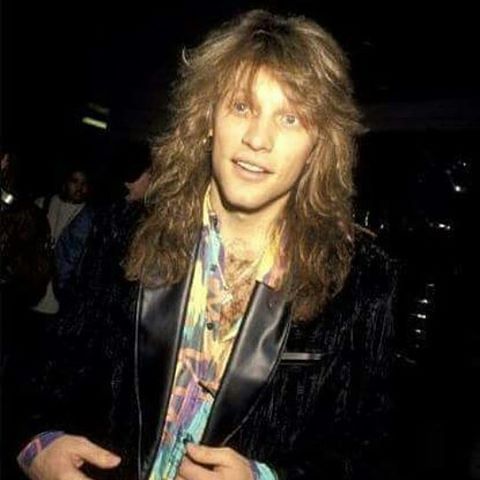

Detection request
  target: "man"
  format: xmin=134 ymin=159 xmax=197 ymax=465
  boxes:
xmin=17 ymin=10 xmax=397 ymax=480
xmin=33 ymin=166 xmax=92 ymax=316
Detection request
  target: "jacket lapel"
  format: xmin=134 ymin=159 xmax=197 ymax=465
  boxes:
xmin=136 ymin=253 xmax=197 ymax=470
xmin=202 ymin=282 xmax=290 ymax=446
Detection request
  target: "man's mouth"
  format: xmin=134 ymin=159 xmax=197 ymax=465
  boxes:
xmin=233 ymin=159 xmax=271 ymax=174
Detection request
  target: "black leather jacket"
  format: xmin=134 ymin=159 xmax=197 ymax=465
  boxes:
xmin=15 ymin=201 xmax=398 ymax=480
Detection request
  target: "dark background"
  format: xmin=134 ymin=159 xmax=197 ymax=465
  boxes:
xmin=3 ymin=1 xmax=479 ymax=182
xmin=2 ymin=1 xmax=477 ymax=478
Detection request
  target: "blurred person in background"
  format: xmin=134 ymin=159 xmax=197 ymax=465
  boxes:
xmin=32 ymin=166 xmax=93 ymax=316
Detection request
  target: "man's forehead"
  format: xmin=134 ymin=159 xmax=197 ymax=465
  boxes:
xmin=221 ymin=67 xmax=300 ymax=107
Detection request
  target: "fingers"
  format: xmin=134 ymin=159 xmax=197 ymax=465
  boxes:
xmin=73 ymin=437 xmax=121 ymax=469
xmin=178 ymin=456 xmax=218 ymax=480
xmin=186 ymin=444 xmax=235 ymax=468
xmin=22 ymin=435 xmax=120 ymax=480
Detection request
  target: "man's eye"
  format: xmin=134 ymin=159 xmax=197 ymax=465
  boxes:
xmin=233 ymin=101 xmax=249 ymax=114
xmin=282 ymin=114 xmax=299 ymax=126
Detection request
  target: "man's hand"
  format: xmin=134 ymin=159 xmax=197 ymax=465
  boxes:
xmin=22 ymin=434 xmax=121 ymax=480
xmin=176 ymin=444 xmax=254 ymax=480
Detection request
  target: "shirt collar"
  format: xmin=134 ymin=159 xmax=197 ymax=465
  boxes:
xmin=201 ymin=185 xmax=287 ymax=290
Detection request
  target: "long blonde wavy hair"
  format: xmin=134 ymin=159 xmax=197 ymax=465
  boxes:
xmin=125 ymin=10 xmax=364 ymax=320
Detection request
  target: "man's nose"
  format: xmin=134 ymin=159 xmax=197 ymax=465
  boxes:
xmin=242 ymin=116 xmax=274 ymax=152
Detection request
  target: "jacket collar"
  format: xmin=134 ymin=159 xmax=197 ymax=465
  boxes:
xmin=202 ymin=281 xmax=289 ymax=445
xmin=136 ymin=250 xmax=197 ymax=472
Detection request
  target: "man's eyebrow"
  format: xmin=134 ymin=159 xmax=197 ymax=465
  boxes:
xmin=277 ymin=98 xmax=302 ymax=114
xmin=229 ymin=87 xmax=249 ymax=97
xmin=223 ymin=89 xmax=251 ymax=105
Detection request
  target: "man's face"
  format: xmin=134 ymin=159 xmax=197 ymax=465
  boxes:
xmin=210 ymin=68 xmax=315 ymax=217
xmin=64 ymin=171 xmax=89 ymax=204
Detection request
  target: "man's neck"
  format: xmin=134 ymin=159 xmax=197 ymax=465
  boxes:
xmin=209 ymin=185 xmax=285 ymax=259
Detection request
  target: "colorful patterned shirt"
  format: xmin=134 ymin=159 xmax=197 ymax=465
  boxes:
xmin=148 ymin=191 xmax=285 ymax=480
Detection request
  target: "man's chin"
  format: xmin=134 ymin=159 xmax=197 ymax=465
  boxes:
xmin=223 ymin=196 xmax=285 ymax=217
xmin=222 ymin=197 xmax=262 ymax=214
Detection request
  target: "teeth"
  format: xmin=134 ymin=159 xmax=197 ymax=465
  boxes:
xmin=236 ymin=160 xmax=266 ymax=173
